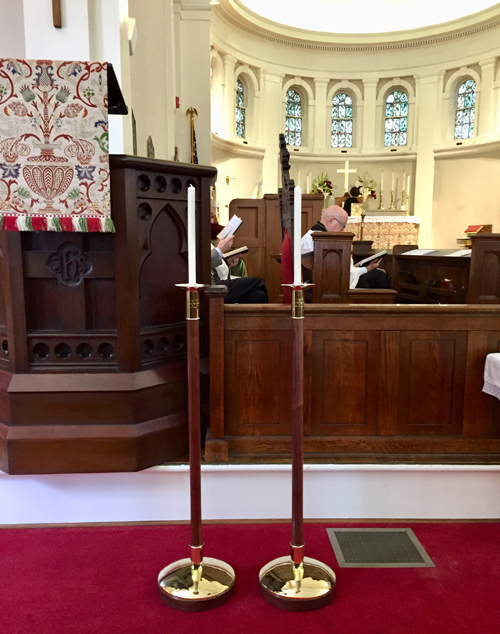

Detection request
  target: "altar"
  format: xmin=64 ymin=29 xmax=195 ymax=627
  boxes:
xmin=347 ymin=215 xmax=420 ymax=249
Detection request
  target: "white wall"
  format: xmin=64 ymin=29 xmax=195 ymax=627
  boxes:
xmin=2 ymin=464 xmax=500 ymax=524
xmin=0 ymin=0 xmax=25 ymax=57
xmin=433 ymin=153 xmax=500 ymax=247
xmin=212 ymin=146 xmax=263 ymax=222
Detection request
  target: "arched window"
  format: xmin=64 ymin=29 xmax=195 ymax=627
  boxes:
xmin=236 ymin=78 xmax=245 ymax=139
xmin=331 ymin=92 xmax=353 ymax=148
xmin=454 ymin=79 xmax=475 ymax=140
xmin=285 ymin=89 xmax=302 ymax=146
xmin=384 ymin=90 xmax=408 ymax=147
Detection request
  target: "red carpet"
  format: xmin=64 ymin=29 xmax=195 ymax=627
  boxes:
xmin=1 ymin=521 xmax=500 ymax=634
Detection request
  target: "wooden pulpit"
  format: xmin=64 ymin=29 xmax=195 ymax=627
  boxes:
xmin=0 ymin=155 xmax=216 ymax=474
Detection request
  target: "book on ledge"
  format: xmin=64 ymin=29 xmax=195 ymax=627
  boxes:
xmin=357 ymin=250 xmax=387 ymax=267
xmin=217 ymin=215 xmax=243 ymax=239
xmin=223 ymin=246 xmax=248 ymax=259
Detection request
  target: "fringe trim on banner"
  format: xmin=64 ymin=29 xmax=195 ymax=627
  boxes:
xmin=0 ymin=215 xmax=115 ymax=233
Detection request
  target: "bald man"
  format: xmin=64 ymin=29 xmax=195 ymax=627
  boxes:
xmin=301 ymin=205 xmax=390 ymax=289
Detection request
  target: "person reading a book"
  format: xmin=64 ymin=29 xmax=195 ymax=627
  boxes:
xmin=301 ymin=205 xmax=391 ymax=289
xmin=211 ymin=237 xmax=268 ymax=303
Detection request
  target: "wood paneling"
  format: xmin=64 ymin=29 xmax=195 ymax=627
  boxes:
xmin=468 ymin=234 xmax=500 ymax=303
xmin=229 ymin=194 xmax=324 ymax=302
xmin=207 ymin=300 xmax=500 ymax=462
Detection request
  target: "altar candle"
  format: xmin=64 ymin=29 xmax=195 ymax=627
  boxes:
xmin=407 ymin=174 xmax=411 ymax=193
xmin=380 ymin=171 xmax=384 ymax=191
xmin=403 ymin=170 xmax=406 ymax=189
xmin=306 ymin=173 xmax=311 ymax=193
xmin=391 ymin=171 xmax=395 ymax=191
xmin=188 ymin=185 xmax=196 ymax=286
xmin=294 ymin=186 xmax=302 ymax=286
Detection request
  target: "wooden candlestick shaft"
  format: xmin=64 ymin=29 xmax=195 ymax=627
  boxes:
xmin=291 ymin=298 xmax=304 ymax=550
xmin=187 ymin=315 xmax=202 ymax=548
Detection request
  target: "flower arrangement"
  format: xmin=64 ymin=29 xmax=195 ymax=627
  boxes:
xmin=311 ymin=172 xmax=333 ymax=197
xmin=356 ymin=173 xmax=377 ymax=200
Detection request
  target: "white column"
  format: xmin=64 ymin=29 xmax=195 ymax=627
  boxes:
xmin=313 ymin=78 xmax=328 ymax=151
xmin=262 ymin=70 xmax=284 ymax=195
xmin=174 ymin=0 xmax=212 ymax=165
xmin=413 ymin=74 xmax=440 ymax=247
xmin=362 ymin=78 xmax=378 ymax=151
xmin=479 ymin=59 xmax=495 ymax=139
xmin=223 ymin=54 xmax=237 ymax=139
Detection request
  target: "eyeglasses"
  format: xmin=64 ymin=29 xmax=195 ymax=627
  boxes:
xmin=333 ymin=218 xmax=346 ymax=229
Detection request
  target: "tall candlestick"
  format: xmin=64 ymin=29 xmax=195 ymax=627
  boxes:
xmin=187 ymin=185 xmax=196 ymax=286
xmin=407 ymin=174 xmax=411 ymax=194
xmin=306 ymin=173 xmax=311 ymax=194
xmin=391 ymin=171 xmax=395 ymax=192
xmin=294 ymin=187 xmax=302 ymax=286
xmin=403 ymin=170 xmax=406 ymax=187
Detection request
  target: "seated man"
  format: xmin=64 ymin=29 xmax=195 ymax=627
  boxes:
xmin=301 ymin=205 xmax=390 ymax=289
xmin=211 ymin=236 xmax=268 ymax=303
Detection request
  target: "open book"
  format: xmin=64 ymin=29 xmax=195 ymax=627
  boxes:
xmin=357 ymin=250 xmax=387 ymax=267
xmin=217 ymin=215 xmax=243 ymax=240
xmin=223 ymin=246 xmax=248 ymax=259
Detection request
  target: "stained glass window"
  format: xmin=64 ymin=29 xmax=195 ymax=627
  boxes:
xmin=454 ymin=79 xmax=475 ymax=140
xmin=285 ymin=89 xmax=302 ymax=146
xmin=331 ymin=92 xmax=353 ymax=148
xmin=236 ymin=79 xmax=245 ymax=139
xmin=384 ymin=90 xmax=408 ymax=147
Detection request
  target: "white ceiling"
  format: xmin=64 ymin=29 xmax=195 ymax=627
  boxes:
xmin=238 ymin=0 xmax=500 ymax=33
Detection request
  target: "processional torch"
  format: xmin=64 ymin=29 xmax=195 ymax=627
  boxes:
xmin=158 ymin=186 xmax=235 ymax=611
xmin=259 ymin=187 xmax=336 ymax=611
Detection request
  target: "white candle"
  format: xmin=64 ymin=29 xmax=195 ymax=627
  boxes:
xmin=187 ymin=185 xmax=196 ymax=286
xmin=391 ymin=171 xmax=395 ymax=191
xmin=407 ymin=174 xmax=411 ymax=193
xmin=294 ymin=186 xmax=302 ymax=286
xmin=380 ymin=171 xmax=384 ymax=191
xmin=306 ymin=174 xmax=310 ymax=194
xmin=403 ymin=170 xmax=406 ymax=189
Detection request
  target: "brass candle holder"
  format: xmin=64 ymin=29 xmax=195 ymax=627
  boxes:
xmin=158 ymin=284 xmax=236 ymax=611
xmin=389 ymin=190 xmax=396 ymax=210
xmin=377 ymin=189 xmax=384 ymax=210
xmin=259 ymin=284 xmax=336 ymax=611
xmin=400 ymin=189 xmax=407 ymax=212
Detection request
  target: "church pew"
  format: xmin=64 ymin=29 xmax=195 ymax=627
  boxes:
xmin=392 ymin=234 xmax=500 ymax=304
xmin=310 ymin=231 xmax=397 ymax=303
xmin=204 ymin=295 xmax=500 ymax=463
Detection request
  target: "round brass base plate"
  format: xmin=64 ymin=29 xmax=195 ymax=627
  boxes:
xmin=259 ymin=556 xmax=336 ymax=611
xmin=158 ymin=557 xmax=235 ymax=612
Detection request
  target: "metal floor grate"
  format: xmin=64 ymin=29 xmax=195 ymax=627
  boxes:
xmin=327 ymin=528 xmax=435 ymax=568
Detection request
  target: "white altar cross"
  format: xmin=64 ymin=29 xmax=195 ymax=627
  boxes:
xmin=337 ymin=160 xmax=357 ymax=194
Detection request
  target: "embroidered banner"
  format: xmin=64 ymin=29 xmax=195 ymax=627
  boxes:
xmin=0 ymin=59 xmax=113 ymax=232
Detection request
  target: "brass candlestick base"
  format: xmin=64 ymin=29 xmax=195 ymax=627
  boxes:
xmin=389 ymin=190 xmax=396 ymax=210
xmin=259 ymin=555 xmax=336 ymax=611
xmin=158 ymin=557 xmax=236 ymax=612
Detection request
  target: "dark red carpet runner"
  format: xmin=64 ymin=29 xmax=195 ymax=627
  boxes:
xmin=1 ymin=521 xmax=499 ymax=634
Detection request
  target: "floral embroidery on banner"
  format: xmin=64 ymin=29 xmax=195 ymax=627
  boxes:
xmin=0 ymin=58 xmax=113 ymax=232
